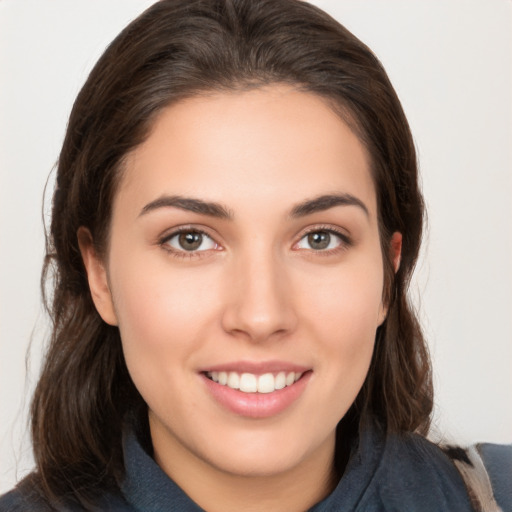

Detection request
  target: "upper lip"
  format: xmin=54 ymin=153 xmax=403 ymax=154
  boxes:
xmin=199 ymin=360 xmax=311 ymax=375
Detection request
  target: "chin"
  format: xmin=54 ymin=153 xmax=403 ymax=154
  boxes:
xmin=205 ymin=447 xmax=306 ymax=478
xmin=197 ymin=426 xmax=335 ymax=479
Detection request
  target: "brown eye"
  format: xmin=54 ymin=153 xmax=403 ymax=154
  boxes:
xmin=307 ymin=231 xmax=331 ymax=250
xmin=164 ymin=230 xmax=217 ymax=252
xmin=179 ymin=232 xmax=203 ymax=251
xmin=296 ymin=229 xmax=346 ymax=251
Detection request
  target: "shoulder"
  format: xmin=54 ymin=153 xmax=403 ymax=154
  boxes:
xmin=375 ymin=431 xmax=473 ymax=508
xmin=0 ymin=477 xmax=54 ymax=512
xmin=380 ymin=433 xmax=511 ymax=512
xmin=449 ymin=443 xmax=512 ymax=512
xmin=382 ymin=431 xmax=466 ymax=480
xmin=0 ymin=475 xmax=135 ymax=512
xmin=328 ymin=426 xmax=477 ymax=511
xmin=479 ymin=442 xmax=512 ymax=509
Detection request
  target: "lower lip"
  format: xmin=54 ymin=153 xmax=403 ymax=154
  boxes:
xmin=201 ymin=372 xmax=312 ymax=419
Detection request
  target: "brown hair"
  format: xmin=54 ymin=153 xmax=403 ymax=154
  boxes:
xmin=32 ymin=0 xmax=432 ymax=506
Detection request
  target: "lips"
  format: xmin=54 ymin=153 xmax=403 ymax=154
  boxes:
xmin=201 ymin=362 xmax=311 ymax=418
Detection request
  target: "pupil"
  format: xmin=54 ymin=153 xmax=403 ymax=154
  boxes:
xmin=308 ymin=231 xmax=330 ymax=250
xmin=179 ymin=232 xmax=202 ymax=251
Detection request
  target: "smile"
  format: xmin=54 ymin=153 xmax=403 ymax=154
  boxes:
xmin=206 ymin=371 xmax=303 ymax=394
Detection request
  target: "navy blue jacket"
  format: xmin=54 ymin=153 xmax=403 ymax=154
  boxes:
xmin=1 ymin=422 xmax=510 ymax=511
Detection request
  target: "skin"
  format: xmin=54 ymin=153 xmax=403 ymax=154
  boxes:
xmin=79 ymin=85 xmax=401 ymax=512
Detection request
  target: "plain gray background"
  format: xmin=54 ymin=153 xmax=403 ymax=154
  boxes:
xmin=1 ymin=0 xmax=511 ymax=493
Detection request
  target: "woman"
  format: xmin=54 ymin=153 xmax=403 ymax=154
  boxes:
xmin=0 ymin=1 xmax=509 ymax=511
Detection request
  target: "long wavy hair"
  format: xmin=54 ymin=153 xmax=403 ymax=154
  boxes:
xmin=31 ymin=0 xmax=432 ymax=506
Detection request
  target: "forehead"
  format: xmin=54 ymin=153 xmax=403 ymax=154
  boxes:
xmin=118 ymin=86 xmax=377 ymax=219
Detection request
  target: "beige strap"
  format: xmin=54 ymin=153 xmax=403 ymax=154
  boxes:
xmin=449 ymin=444 xmax=503 ymax=512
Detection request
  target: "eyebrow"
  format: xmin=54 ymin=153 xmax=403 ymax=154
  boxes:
xmin=139 ymin=195 xmax=233 ymax=219
xmin=290 ymin=193 xmax=369 ymax=218
xmin=139 ymin=192 xmax=368 ymax=220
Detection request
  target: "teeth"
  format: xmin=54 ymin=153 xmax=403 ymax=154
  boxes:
xmin=275 ymin=371 xmax=286 ymax=390
xmin=240 ymin=373 xmax=257 ymax=392
xmin=207 ymin=370 xmax=303 ymax=393
xmin=257 ymin=373 xmax=275 ymax=393
xmin=227 ymin=372 xmax=240 ymax=390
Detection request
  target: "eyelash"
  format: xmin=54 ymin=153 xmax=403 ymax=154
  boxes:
xmin=159 ymin=225 xmax=352 ymax=259
xmin=295 ymin=225 xmax=352 ymax=255
xmin=159 ymin=227 xmax=220 ymax=260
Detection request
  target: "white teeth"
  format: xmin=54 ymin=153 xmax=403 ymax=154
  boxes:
xmin=227 ymin=372 xmax=240 ymax=389
xmin=257 ymin=373 xmax=275 ymax=394
xmin=207 ymin=370 xmax=303 ymax=393
xmin=275 ymin=371 xmax=286 ymax=390
xmin=239 ymin=373 xmax=258 ymax=392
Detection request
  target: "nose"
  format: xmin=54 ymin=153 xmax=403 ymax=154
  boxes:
xmin=221 ymin=248 xmax=297 ymax=343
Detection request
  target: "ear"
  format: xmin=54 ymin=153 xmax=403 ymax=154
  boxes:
xmin=377 ymin=231 xmax=403 ymax=325
xmin=390 ymin=231 xmax=402 ymax=273
xmin=77 ymin=227 xmax=118 ymax=326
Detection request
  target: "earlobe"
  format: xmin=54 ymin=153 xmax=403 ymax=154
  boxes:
xmin=377 ymin=232 xmax=403 ymax=326
xmin=77 ymin=227 xmax=118 ymax=326
xmin=390 ymin=232 xmax=402 ymax=273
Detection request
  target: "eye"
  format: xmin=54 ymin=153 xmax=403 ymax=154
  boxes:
xmin=163 ymin=229 xmax=218 ymax=252
xmin=295 ymin=229 xmax=347 ymax=251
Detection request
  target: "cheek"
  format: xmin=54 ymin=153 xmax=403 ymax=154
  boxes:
xmin=302 ymin=258 xmax=384 ymax=337
xmin=298 ymin=254 xmax=384 ymax=383
xmin=109 ymin=260 xmax=226 ymax=418
xmin=109 ymin=258 xmax=222 ymax=369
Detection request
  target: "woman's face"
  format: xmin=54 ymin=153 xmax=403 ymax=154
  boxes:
xmin=84 ymin=86 xmax=392 ymax=483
